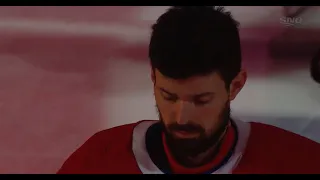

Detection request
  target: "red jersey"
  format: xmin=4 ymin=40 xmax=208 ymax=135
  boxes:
xmin=57 ymin=119 xmax=320 ymax=174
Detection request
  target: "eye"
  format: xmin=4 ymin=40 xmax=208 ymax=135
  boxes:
xmin=193 ymin=100 xmax=209 ymax=106
xmin=193 ymin=96 xmax=213 ymax=106
xmin=161 ymin=92 xmax=178 ymax=102
xmin=164 ymin=96 xmax=178 ymax=102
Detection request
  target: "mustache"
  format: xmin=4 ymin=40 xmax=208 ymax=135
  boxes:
xmin=168 ymin=123 xmax=204 ymax=133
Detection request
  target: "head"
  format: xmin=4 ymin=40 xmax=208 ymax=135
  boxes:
xmin=149 ymin=6 xmax=247 ymax=157
xmin=311 ymin=49 xmax=320 ymax=84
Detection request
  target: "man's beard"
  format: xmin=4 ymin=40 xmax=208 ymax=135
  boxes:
xmin=156 ymin=102 xmax=231 ymax=163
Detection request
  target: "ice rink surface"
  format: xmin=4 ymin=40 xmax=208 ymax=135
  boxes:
xmin=0 ymin=6 xmax=319 ymax=173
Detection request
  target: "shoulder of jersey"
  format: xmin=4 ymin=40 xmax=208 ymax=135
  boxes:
xmin=90 ymin=120 xmax=155 ymax=144
xmin=250 ymin=121 xmax=319 ymax=148
xmin=57 ymin=120 xmax=155 ymax=174
xmin=243 ymin=122 xmax=320 ymax=173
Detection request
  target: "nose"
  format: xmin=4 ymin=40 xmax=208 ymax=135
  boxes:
xmin=176 ymin=100 xmax=194 ymax=125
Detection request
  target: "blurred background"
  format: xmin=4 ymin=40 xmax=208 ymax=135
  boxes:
xmin=0 ymin=6 xmax=319 ymax=173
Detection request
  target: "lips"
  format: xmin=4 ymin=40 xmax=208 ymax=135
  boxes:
xmin=173 ymin=130 xmax=198 ymax=138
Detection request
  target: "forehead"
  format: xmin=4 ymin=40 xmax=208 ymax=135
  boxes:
xmin=154 ymin=70 xmax=226 ymax=94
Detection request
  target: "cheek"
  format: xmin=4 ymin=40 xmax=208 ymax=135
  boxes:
xmin=196 ymin=100 xmax=227 ymax=132
xmin=154 ymin=91 xmax=167 ymax=109
xmin=196 ymin=107 xmax=220 ymax=130
xmin=154 ymin=92 xmax=175 ymax=121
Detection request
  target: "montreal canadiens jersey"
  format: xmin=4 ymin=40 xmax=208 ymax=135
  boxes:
xmin=57 ymin=119 xmax=320 ymax=174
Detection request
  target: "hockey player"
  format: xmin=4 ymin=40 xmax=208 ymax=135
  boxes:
xmin=58 ymin=6 xmax=320 ymax=174
xmin=311 ymin=49 xmax=320 ymax=83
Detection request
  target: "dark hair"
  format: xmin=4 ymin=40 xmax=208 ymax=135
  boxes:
xmin=311 ymin=48 xmax=320 ymax=84
xmin=149 ymin=6 xmax=241 ymax=87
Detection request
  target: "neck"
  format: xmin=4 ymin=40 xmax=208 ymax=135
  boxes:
xmin=184 ymin=141 xmax=222 ymax=167
xmin=174 ymin=122 xmax=230 ymax=167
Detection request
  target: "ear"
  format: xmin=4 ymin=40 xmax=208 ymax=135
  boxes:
xmin=151 ymin=68 xmax=156 ymax=83
xmin=229 ymin=69 xmax=247 ymax=101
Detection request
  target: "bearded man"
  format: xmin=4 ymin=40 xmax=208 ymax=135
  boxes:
xmin=58 ymin=6 xmax=320 ymax=174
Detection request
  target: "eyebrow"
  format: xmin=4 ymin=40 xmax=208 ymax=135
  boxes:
xmin=159 ymin=87 xmax=214 ymax=98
